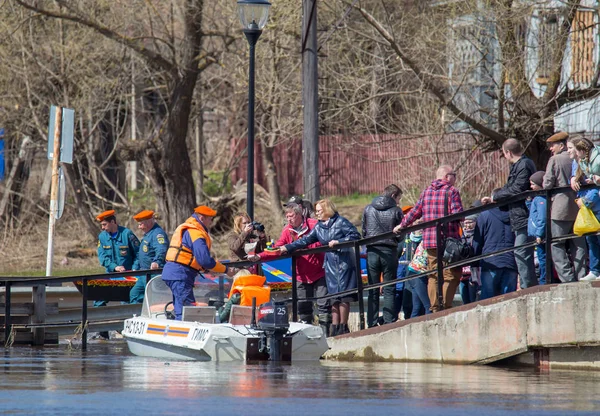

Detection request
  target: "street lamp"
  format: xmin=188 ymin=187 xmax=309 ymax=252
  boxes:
xmin=237 ymin=0 xmax=271 ymax=220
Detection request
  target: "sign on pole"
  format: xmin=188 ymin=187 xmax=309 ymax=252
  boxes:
xmin=47 ymin=106 xmax=74 ymax=163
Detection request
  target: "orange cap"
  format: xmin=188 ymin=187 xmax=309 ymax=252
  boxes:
xmin=133 ymin=210 xmax=154 ymax=222
xmin=96 ymin=209 xmax=116 ymax=222
xmin=401 ymin=205 xmax=413 ymax=214
xmin=194 ymin=205 xmax=217 ymax=217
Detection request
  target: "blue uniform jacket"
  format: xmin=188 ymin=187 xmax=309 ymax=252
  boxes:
xmin=526 ymin=196 xmax=547 ymax=239
xmin=137 ymin=223 xmax=169 ymax=270
xmin=162 ymin=215 xmax=222 ymax=283
xmin=472 ymin=207 xmax=517 ymax=271
xmin=97 ymin=226 xmax=140 ymax=272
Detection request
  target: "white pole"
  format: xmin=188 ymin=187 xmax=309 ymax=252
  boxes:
xmin=130 ymin=56 xmax=137 ymax=190
xmin=46 ymin=107 xmax=62 ymax=276
xmin=37 ymin=106 xmax=61 ymax=345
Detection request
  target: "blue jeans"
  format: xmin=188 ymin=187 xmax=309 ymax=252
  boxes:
xmin=588 ymin=235 xmax=600 ymax=274
xmin=406 ymin=275 xmax=430 ymax=318
xmin=536 ymin=245 xmax=547 ymax=285
xmin=480 ymin=268 xmax=518 ymax=300
xmin=459 ymin=280 xmax=478 ymax=304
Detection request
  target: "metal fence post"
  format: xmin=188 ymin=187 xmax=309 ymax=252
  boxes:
xmin=436 ymin=222 xmax=444 ymax=311
xmin=291 ymin=255 xmax=298 ymax=322
xmin=4 ymin=282 xmax=11 ymax=346
xmin=218 ymin=274 xmax=225 ymax=307
xmin=354 ymin=242 xmax=365 ymax=330
xmin=82 ymin=279 xmax=88 ymax=351
xmin=544 ymin=189 xmax=553 ymax=284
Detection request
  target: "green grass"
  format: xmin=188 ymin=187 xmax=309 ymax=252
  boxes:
xmin=203 ymin=170 xmax=232 ymax=197
xmin=0 ymin=266 xmax=104 ymax=278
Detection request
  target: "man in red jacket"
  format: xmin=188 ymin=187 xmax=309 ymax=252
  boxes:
xmin=250 ymin=203 xmax=330 ymax=333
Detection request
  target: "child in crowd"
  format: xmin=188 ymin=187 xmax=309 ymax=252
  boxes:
xmin=400 ymin=220 xmax=429 ymax=318
xmin=460 ymin=214 xmax=479 ymax=304
xmin=527 ymin=171 xmax=547 ymax=285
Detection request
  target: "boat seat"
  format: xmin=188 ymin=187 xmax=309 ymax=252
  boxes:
xmin=149 ymin=302 xmax=208 ymax=319
xmin=229 ymin=305 xmax=254 ymax=325
xmin=182 ymin=306 xmax=216 ymax=323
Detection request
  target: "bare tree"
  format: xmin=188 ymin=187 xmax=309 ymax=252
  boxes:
xmin=338 ymin=0 xmax=592 ymax=166
xmin=13 ymin=0 xmax=237 ymax=230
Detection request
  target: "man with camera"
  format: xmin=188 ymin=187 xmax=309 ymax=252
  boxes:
xmin=227 ymin=212 xmax=268 ymax=275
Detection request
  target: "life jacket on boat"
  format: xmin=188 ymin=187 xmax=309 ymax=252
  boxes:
xmin=165 ymin=216 xmax=223 ymax=272
xmin=228 ymin=274 xmax=271 ymax=306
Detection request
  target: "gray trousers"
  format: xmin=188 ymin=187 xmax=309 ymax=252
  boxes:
xmin=296 ymin=277 xmax=331 ymax=324
xmin=514 ymin=227 xmax=537 ymax=288
xmin=551 ymin=220 xmax=588 ymax=282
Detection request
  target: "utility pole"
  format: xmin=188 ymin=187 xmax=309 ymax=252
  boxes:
xmin=302 ymin=0 xmax=320 ymax=203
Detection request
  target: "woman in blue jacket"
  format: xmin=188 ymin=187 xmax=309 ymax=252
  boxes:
xmin=281 ymin=199 xmax=361 ymax=336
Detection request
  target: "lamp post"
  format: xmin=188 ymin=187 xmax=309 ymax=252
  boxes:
xmin=237 ymin=0 xmax=271 ymax=220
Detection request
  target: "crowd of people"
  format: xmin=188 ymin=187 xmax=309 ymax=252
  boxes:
xmin=93 ymin=131 xmax=600 ymax=338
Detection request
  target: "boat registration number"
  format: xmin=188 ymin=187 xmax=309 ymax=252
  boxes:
xmin=124 ymin=320 xmax=147 ymax=335
xmin=190 ymin=328 xmax=209 ymax=342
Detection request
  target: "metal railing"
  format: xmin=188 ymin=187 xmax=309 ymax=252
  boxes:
xmin=0 ymin=182 xmax=596 ymax=347
xmin=0 ymin=270 xmax=159 ymax=350
xmin=228 ymin=183 xmax=599 ymax=330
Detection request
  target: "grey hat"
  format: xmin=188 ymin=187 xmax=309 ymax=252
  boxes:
xmin=530 ymin=171 xmax=545 ymax=187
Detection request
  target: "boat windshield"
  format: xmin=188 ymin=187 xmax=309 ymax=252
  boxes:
xmin=142 ymin=275 xmax=232 ymax=318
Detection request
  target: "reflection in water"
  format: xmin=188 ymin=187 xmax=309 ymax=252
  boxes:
xmin=0 ymin=342 xmax=598 ymax=415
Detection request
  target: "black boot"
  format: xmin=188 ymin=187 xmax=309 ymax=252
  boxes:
xmin=329 ymin=324 xmax=339 ymax=337
xmin=319 ymin=323 xmax=330 ymax=338
xmin=341 ymin=324 xmax=350 ymax=334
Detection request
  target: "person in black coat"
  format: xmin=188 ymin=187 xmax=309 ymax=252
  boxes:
xmin=472 ymin=206 xmax=517 ymax=299
xmin=281 ymin=199 xmax=361 ymax=336
xmin=361 ymin=184 xmax=403 ymax=327
xmin=481 ymin=139 xmax=537 ymax=289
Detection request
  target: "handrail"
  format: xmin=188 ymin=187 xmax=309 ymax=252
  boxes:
xmin=0 ymin=270 xmax=158 ymax=350
xmin=225 ymin=182 xmax=598 ymax=330
xmin=0 ymin=182 xmax=596 ymax=342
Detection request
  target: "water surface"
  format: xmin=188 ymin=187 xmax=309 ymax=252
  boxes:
xmin=0 ymin=342 xmax=598 ymax=415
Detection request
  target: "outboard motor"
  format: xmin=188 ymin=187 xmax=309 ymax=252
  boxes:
xmin=257 ymin=302 xmax=290 ymax=361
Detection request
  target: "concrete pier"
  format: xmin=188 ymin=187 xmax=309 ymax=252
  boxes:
xmin=326 ymin=281 xmax=600 ymax=370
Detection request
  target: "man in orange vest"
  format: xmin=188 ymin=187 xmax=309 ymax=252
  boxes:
xmin=162 ymin=205 xmax=236 ymax=320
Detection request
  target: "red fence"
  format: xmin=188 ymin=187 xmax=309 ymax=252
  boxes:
xmin=231 ymin=134 xmax=509 ymax=201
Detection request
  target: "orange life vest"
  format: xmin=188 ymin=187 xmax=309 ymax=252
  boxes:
xmin=166 ymin=216 xmax=225 ymax=273
xmin=229 ymin=274 xmax=271 ymax=307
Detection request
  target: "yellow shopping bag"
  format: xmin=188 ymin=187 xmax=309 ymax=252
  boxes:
xmin=573 ymin=205 xmax=600 ymax=236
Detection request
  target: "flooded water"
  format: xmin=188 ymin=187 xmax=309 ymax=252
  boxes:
xmin=0 ymin=341 xmax=598 ymax=415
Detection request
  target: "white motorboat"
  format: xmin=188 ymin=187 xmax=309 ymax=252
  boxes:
xmin=122 ymin=276 xmax=329 ymax=361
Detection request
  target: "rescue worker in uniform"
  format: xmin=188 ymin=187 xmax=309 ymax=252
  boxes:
xmin=96 ymin=209 xmax=140 ymax=339
xmin=130 ymin=210 xmax=169 ymax=304
xmin=96 ymin=209 xmax=140 ymax=307
xmin=162 ymin=205 xmax=236 ymax=320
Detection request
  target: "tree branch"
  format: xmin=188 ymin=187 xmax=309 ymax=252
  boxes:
xmin=14 ymin=0 xmax=176 ymax=74
xmin=352 ymin=3 xmax=507 ymax=146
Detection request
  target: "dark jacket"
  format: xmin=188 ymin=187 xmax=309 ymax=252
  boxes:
xmin=472 ymin=207 xmax=517 ymax=271
xmin=285 ymin=213 xmax=361 ymax=296
xmin=361 ymin=195 xmax=403 ymax=247
xmin=493 ymin=156 xmax=536 ymax=231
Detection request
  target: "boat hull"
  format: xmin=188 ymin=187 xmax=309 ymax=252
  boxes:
xmin=122 ymin=316 xmax=328 ymax=362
